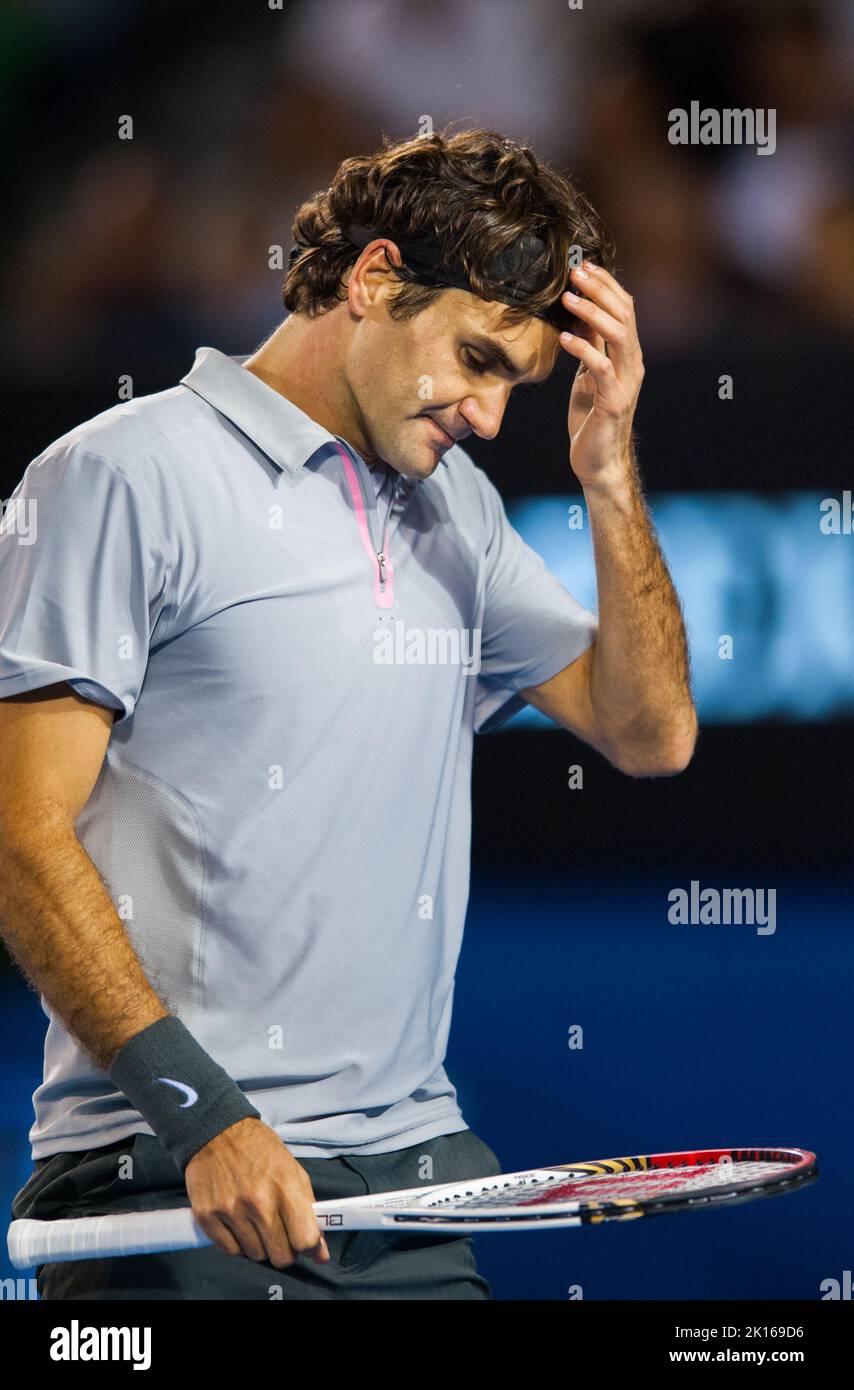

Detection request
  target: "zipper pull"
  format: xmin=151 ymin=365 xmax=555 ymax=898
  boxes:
xmin=377 ymin=552 xmax=387 ymax=591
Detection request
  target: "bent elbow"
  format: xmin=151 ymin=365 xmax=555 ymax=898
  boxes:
xmin=611 ymin=730 xmax=698 ymax=779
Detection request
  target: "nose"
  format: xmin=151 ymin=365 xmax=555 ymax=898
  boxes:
xmin=458 ymin=389 xmax=510 ymax=442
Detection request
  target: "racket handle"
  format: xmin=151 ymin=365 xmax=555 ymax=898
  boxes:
xmin=6 ymin=1197 xmax=400 ymax=1269
xmin=7 ymin=1208 xmax=209 ymax=1269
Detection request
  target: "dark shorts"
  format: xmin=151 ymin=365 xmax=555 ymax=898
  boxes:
xmin=12 ymin=1127 xmax=503 ymax=1301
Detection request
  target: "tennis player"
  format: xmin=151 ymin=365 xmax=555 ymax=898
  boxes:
xmin=0 ymin=129 xmax=697 ymax=1300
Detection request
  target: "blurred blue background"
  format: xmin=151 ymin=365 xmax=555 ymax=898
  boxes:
xmin=452 ymin=867 xmax=850 ymax=1300
xmin=508 ymin=491 xmax=854 ymax=725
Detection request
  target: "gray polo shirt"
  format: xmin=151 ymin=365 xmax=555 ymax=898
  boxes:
xmin=0 ymin=346 xmax=597 ymax=1159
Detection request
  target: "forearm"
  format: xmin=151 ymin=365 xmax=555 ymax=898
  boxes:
xmin=0 ymin=810 xmax=261 ymax=1169
xmin=0 ymin=814 xmax=166 ymax=1069
xmin=583 ymin=444 xmax=697 ymax=772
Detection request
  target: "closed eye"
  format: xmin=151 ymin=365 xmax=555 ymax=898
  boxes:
xmin=461 ymin=343 xmax=549 ymax=386
xmin=462 ymin=350 xmax=491 ymax=376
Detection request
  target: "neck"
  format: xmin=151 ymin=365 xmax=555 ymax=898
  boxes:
xmin=243 ymin=311 xmax=378 ymax=463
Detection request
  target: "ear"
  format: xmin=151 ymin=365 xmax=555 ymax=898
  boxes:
xmin=346 ymin=239 xmax=405 ymax=316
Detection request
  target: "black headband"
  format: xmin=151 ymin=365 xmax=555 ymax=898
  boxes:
xmin=288 ymin=223 xmax=576 ymax=330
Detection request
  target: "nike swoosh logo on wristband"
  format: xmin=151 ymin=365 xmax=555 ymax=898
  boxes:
xmin=156 ymin=1078 xmax=199 ymax=1108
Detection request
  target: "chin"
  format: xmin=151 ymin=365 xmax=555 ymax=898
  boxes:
xmin=407 ymin=455 xmax=441 ymax=481
xmin=390 ymin=447 xmax=441 ymax=482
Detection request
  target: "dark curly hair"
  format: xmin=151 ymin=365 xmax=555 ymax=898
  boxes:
xmin=283 ymin=128 xmax=616 ymax=331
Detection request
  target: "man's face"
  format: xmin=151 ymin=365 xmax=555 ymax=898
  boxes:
xmin=343 ymin=287 xmax=561 ymax=480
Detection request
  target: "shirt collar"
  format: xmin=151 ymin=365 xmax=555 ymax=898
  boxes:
xmin=180 ymin=346 xmax=336 ymax=476
xmin=179 ymin=346 xmax=445 ymax=485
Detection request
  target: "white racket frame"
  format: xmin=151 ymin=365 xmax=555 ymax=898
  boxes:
xmin=7 ymin=1147 xmax=817 ymax=1269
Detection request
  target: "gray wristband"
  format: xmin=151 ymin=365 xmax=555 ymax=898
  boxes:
xmin=109 ymin=1015 xmax=261 ymax=1173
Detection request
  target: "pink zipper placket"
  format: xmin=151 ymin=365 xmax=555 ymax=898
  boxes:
xmin=334 ymin=441 xmax=407 ymax=610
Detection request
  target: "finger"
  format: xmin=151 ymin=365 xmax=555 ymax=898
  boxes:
xmin=218 ymin=1209 xmax=269 ymax=1263
xmin=580 ymin=326 xmax=607 ymax=357
xmin=313 ymin=1236 xmax=331 ymax=1265
xmin=569 ymin=263 xmax=633 ymax=325
xmin=195 ymin=1211 xmax=245 ymax=1259
xmin=569 ymin=317 xmax=600 ymax=348
xmin=282 ymin=1192 xmax=328 ymax=1263
xmin=291 ymin=1224 xmax=330 ymax=1266
xmin=578 ymin=261 xmax=635 ymax=312
xmin=293 ymin=1171 xmax=331 ymax=1263
xmin=561 ymin=290 xmax=632 ymax=361
xmin=560 ymin=331 xmax=622 ymax=399
xmin=245 ymin=1202 xmax=297 ymax=1269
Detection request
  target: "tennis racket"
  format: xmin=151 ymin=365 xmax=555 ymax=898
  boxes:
xmin=7 ymin=1146 xmax=817 ymax=1269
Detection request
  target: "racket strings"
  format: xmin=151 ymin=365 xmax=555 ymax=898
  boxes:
xmin=424 ymin=1160 xmax=799 ymax=1209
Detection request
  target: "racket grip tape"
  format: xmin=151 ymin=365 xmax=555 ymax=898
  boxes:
xmin=109 ymin=1015 xmax=261 ymax=1173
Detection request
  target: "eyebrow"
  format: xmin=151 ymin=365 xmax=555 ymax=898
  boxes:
xmin=462 ymin=332 xmax=553 ymax=384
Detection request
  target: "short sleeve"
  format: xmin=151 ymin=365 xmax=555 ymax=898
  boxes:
xmin=473 ymin=468 xmax=597 ymax=734
xmin=0 ymin=443 xmax=172 ymax=721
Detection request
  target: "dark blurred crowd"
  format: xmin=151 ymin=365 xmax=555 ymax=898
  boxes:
xmin=2 ymin=0 xmax=852 ymax=388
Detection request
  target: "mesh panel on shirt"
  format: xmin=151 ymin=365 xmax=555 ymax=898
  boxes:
xmin=76 ymin=747 xmax=206 ymax=1018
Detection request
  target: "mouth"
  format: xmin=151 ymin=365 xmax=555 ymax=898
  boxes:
xmin=421 ymin=416 xmax=459 ymax=449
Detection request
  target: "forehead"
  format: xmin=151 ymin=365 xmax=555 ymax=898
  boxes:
xmin=432 ymin=289 xmax=561 ymax=383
